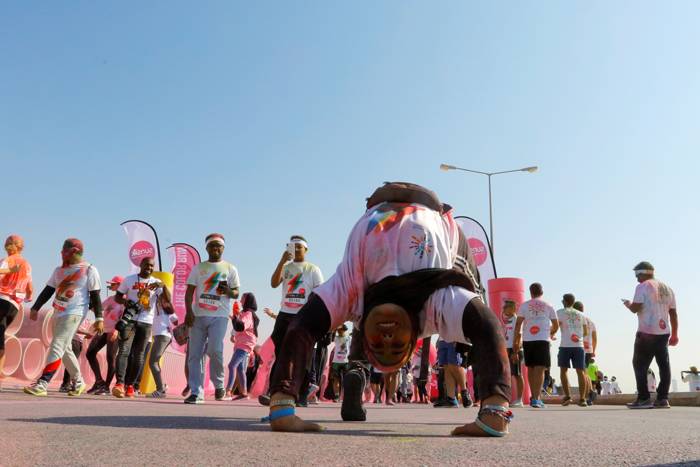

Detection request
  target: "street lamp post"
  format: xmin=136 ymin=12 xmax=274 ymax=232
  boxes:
xmin=439 ymin=163 xmax=538 ymax=254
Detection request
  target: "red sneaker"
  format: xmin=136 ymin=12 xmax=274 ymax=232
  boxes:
xmin=125 ymin=385 xmax=135 ymax=398
xmin=112 ymin=383 xmax=125 ymax=398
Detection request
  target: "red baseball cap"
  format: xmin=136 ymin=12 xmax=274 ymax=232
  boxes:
xmin=106 ymin=275 xmax=124 ymax=285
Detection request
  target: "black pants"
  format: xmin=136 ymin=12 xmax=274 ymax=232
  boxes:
xmin=268 ymin=311 xmax=296 ymax=391
xmin=270 ymin=293 xmax=510 ymax=403
xmin=308 ymin=341 xmax=328 ymax=386
xmin=0 ymin=299 xmax=18 ymax=351
xmin=633 ymin=332 xmax=671 ymax=400
xmin=116 ymin=321 xmax=152 ymax=386
xmin=86 ymin=333 xmax=119 ymax=386
xmin=62 ymin=339 xmax=83 ymax=386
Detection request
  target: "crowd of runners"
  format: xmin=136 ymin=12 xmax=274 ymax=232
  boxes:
xmin=0 ymin=183 xmax=684 ymax=436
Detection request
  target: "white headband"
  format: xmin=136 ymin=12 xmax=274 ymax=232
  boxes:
xmin=206 ymin=237 xmax=225 ymax=247
xmin=634 ymin=269 xmax=653 ymax=275
xmin=292 ymin=239 xmax=308 ymax=249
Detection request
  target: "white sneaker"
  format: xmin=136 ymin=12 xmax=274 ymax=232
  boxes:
xmin=510 ymin=399 xmax=523 ymax=408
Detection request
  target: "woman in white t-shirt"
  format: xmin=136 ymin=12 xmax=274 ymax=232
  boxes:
xmin=149 ymin=299 xmax=178 ymax=398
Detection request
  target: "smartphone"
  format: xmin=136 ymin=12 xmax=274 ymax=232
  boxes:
xmin=286 ymin=242 xmax=295 ymax=256
xmin=217 ymin=280 xmax=228 ymax=294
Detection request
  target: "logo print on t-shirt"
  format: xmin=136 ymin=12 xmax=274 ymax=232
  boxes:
xmin=365 ymin=204 xmax=420 ymax=235
xmin=409 ymin=234 xmax=433 ymax=259
xmin=571 ymin=334 xmax=579 ymax=343
xmin=56 ymin=269 xmax=85 ymax=303
xmin=203 ymin=272 xmax=222 ymax=292
xmin=659 ymin=319 xmax=667 ymax=330
xmin=286 ymin=273 xmax=304 ymax=294
xmin=529 ymin=325 xmax=540 ymax=335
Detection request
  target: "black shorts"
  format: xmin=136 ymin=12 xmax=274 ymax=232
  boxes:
xmin=0 ymin=299 xmax=19 ymax=350
xmin=370 ymin=370 xmax=383 ymax=385
xmin=523 ymin=341 xmax=551 ymax=368
xmin=585 ymin=353 xmax=594 ymax=367
xmin=507 ymin=348 xmax=524 ymax=376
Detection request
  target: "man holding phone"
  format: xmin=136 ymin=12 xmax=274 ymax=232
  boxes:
xmin=184 ymin=233 xmax=240 ymax=404
xmin=260 ymin=235 xmax=323 ymax=405
xmin=622 ymin=261 xmax=678 ymax=409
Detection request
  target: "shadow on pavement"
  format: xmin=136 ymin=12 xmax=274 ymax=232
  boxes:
xmin=8 ymin=416 xmax=455 ymax=438
xmin=8 ymin=416 xmax=270 ymax=431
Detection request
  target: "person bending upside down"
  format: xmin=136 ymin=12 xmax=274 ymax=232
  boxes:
xmin=266 ymin=183 xmax=512 ymax=436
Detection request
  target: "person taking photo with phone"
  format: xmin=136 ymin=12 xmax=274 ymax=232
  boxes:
xmin=259 ymin=235 xmax=323 ymax=406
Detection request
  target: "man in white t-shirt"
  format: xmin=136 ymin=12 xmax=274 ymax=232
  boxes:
xmin=555 ymin=294 xmax=588 ymax=407
xmin=260 ymin=235 xmax=323 ymax=406
xmin=610 ymin=376 xmax=622 ymax=394
xmin=623 ymin=261 xmax=678 ymax=409
xmin=24 ymin=238 xmax=104 ymax=397
xmin=681 ymin=367 xmax=700 ymax=392
xmin=112 ymin=257 xmax=169 ymax=398
xmin=265 ymin=183 xmax=510 ymax=438
xmin=501 ymin=300 xmax=524 ymax=407
xmin=184 ymin=233 xmax=240 ymax=404
xmin=330 ymin=324 xmax=351 ymax=401
xmin=513 ymin=283 xmax=559 ymax=409
xmin=574 ymin=301 xmax=597 ymax=404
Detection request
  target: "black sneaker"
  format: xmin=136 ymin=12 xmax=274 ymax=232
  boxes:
xmin=214 ymin=388 xmax=226 ymax=401
xmin=258 ymin=394 xmax=271 ymax=406
xmin=626 ymin=398 xmax=653 ymax=409
xmin=184 ymin=394 xmax=204 ymax=404
xmin=653 ymin=398 xmax=671 ymax=409
xmin=460 ymin=389 xmax=473 ymax=408
xmin=94 ymin=384 xmax=110 ymax=396
xmin=58 ymin=384 xmax=71 ymax=393
xmin=341 ymin=369 xmax=367 ymax=421
xmin=86 ymin=382 xmax=103 ymax=394
xmin=296 ymin=400 xmax=308 ymax=408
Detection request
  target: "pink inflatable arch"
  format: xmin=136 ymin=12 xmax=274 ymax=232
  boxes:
xmin=2 ymin=335 xmax=22 ymax=376
xmin=14 ymin=338 xmax=45 ymax=380
xmin=16 ymin=308 xmax=53 ymax=346
xmin=5 ymin=305 xmax=24 ymax=335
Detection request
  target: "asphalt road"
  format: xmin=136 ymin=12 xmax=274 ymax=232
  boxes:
xmin=1 ymin=389 xmax=699 ymax=466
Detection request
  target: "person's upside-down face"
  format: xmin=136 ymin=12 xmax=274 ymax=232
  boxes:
xmin=362 ymin=303 xmax=415 ymax=372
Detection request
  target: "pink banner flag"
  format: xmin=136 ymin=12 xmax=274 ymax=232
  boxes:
xmin=121 ymin=220 xmax=162 ymax=274
xmin=166 ymin=243 xmax=201 ymax=326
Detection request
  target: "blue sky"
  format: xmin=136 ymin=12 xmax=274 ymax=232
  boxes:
xmin=3 ymin=1 xmax=699 ymax=392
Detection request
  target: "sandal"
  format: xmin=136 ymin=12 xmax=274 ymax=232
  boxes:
xmin=473 ymin=405 xmax=514 ymax=437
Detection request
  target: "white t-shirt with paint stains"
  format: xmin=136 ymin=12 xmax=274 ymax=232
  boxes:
xmin=633 ymin=279 xmax=676 ymax=335
xmin=314 ymin=202 xmax=460 ymax=329
xmin=517 ymin=298 xmax=557 ymax=342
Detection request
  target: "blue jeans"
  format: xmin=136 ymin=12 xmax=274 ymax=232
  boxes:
xmin=187 ymin=316 xmax=229 ymax=398
xmin=226 ymin=348 xmax=250 ymax=392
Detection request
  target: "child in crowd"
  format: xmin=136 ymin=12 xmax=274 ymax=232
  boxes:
xmin=226 ymin=293 xmax=258 ymax=400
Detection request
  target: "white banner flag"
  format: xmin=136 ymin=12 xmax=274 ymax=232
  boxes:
xmin=455 ymin=216 xmax=497 ymax=290
xmin=121 ymin=220 xmax=162 ymax=274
